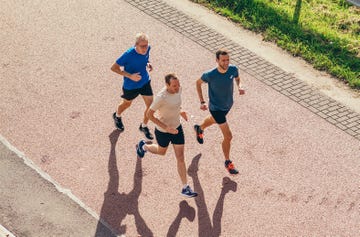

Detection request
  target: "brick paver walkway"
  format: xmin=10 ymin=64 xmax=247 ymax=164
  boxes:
xmin=126 ymin=0 xmax=360 ymax=141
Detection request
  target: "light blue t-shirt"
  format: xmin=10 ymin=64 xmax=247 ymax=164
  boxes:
xmin=116 ymin=46 xmax=151 ymax=90
xmin=201 ymin=65 xmax=239 ymax=111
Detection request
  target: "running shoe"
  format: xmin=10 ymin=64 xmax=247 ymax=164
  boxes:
xmin=112 ymin=113 xmax=124 ymax=131
xmin=139 ymin=124 xmax=154 ymax=140
xmin=136 ymin=140 xmax=146 ymax=158
xmin=181 ymin=185 xmax=198 ymax=198
xmin=225 ymin=160 xmax=239 ymax=175
xmin=194 ymin=124 xmax=204 ymax=144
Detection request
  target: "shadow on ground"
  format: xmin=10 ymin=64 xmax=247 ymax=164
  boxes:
xmin=94 ymin=129 xmax=153 ymax=237
xmin=188 ymin=154 xmax=238 ymax=237
xmin=94 ymin=131 xmax=237 ymax=236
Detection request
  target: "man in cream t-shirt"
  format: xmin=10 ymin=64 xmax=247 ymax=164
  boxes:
xmin=136 ymin=73 xmax=197 ymax=198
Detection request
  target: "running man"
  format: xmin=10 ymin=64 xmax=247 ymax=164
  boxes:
xmin=194 ymin=49 xmax=245 ymax=175
xmin=136 ymin=73 xmax=198 ymax=198
xmin=110 ymin=32 xmax=154 ymax=140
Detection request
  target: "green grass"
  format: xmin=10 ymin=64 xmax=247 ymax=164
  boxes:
xmin=190 ymin=0 xmax=360 ymax=89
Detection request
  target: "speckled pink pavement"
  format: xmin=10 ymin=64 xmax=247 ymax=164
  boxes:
xmin=1 ymin=0 xmax=359 ymax=236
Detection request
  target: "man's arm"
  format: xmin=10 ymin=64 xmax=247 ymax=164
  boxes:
xmin=180 ymin=110 xmax=188 ymax=121
xmin=147 ymin=109 xmax=178 ymax=134
xmin=235 ymin=76 xmax=245 ymax=95
xmin=196 ymin=78 xmax=208 ymax=110
xmin=110 ymin=62 xmax=141 ymax=81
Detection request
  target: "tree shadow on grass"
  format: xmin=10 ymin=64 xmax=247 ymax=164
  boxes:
xmin=187 ymin=154 xmax=237 ymax=237
xmin=293 ymin=0 xmax=302 ymax=24
xmin=94 ymin=129 xmax=153 ymax=237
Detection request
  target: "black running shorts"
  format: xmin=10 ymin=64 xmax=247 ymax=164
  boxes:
xmin=121 ymin=81 xmax=153 ymax=100
xmin=155 ymin=125 xmax=185 ymax=148
xmin=210 ymin=110 xmax=229 ymax=124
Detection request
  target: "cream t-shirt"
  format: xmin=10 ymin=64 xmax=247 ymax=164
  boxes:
xmin=150 ymin=87 xmax=182 ymax=133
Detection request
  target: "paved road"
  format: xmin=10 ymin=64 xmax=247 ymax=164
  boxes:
xmin=1 ymin=0 xmax=359 ymax=236
xmin=0 ymin=136 xmax=115 ymax=237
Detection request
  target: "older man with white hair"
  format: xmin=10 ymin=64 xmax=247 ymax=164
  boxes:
xmin=110 ymin=33 xmax=154 ymax=140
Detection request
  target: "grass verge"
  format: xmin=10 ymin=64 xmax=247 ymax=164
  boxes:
xmin=190 ymin=0 xmax=360 ymax=89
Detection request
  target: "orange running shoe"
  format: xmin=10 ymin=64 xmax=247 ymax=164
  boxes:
xmin=225 ymin=160 xmax=239 ymax=175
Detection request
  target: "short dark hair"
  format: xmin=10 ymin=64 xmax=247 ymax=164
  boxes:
xmin=165 ymin=73 xmax=178 ymax=85
xmin=216 ymin=49 xmax=229 ymax=59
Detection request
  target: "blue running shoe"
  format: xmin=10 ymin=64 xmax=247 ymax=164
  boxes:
xmin=136 ymin=140 xmax=146 ymax=158
xmin=181 ymin=185 xmax=198 ymax=198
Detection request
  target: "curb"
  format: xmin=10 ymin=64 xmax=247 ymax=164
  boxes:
xmin=0 ymin=225 xmax=15 ymax=237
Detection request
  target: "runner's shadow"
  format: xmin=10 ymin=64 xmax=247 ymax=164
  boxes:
xmin=166 ymin=200 xmax=196 ymax=237
xmin=94 ymin=129 xmax=153 ymax=237
xmin=188 ymin=154 xmax=237 ymax=237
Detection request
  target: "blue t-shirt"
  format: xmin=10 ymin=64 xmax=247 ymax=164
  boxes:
xmin=116 ymin=46 xmax=151 ymax=90
xmin=201 ymin=65 xmax=239 ymax=111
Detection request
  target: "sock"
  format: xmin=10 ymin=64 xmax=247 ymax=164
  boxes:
xmin=116 ymin=113 xmax=121 ymax=118
xmin=141 ymin=123 xmax=148 ymax=128
xmin=183 ymin=184 xmax=189 ymax=189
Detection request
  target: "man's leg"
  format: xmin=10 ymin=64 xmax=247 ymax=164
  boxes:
xmin=218 ymin=122 xmax=232 ymax=161
xmin=137 ymin=128 xmax=169 ymax=158
xmin=173 ymin=144 xmax=187 ymax=185
xmin=113 ymin=99 xmax=133 ymax=131
xmin=144 ymin=144 xmax=167 ymax=156
xmin=194 ymin=115 xmax=216 ymax=144
xmin=218 ymin=122 xmax=238 ymax=174
xmin=117 ymin=99 xmax=132 ymax=116
xmin=139 ymin=95 xmax=154 ymax=140
xmin=199 ymin=115 xmax=216 ymax=131
xmin=174 ymin=144 xmax=198 ymax=197
xmin=141 ymin=95 xmax=153 ymax=125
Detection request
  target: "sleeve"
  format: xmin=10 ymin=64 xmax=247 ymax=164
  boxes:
xmin=115 ymin=51 xmax=128 ymax=66
xmin=201 ymin=71 xmax=210 ymax=83
xmin=233 ymin=66 xmax=239 ymax=78
xmin=150 ymin=94 xmax=164 ymax=111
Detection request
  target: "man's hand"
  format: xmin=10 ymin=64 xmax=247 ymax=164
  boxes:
xmin=239 ymin=88 xmax=245 ymax=95
xmin=200 ymin=103 xmax=208 ymax=111
xmin=130 ymin=72 xmax=142 ymax=81
xmin=166 ymin=126 xmax=178 ymax=134
xmin=147 ymin=63 xmax=153 ymax=72
xmin=180 ymin=111 xmax=188 ymax=121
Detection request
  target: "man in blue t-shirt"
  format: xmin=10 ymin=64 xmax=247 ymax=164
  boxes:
xmin=110 ymin=33 xmax=154 ymax=140
xmin=194 ymin=49 xmax=245 ymax=175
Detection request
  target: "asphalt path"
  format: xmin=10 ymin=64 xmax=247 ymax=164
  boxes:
xmin=0 ymin=136 xmax=114 ymax=237
xmin=1 ymin=0 xmax=359 ymax=236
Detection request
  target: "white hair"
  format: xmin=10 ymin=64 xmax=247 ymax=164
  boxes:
xmin=135 ymin=33 xmax=149 ymax=44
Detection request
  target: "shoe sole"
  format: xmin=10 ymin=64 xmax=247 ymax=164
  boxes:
xmin=181 ymin=193 xmax=198 ymax=198
xmin=115 ymin=126 xmax=124 ymax=132
xmin=227 ymin=170 xmax=239 ymax=175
